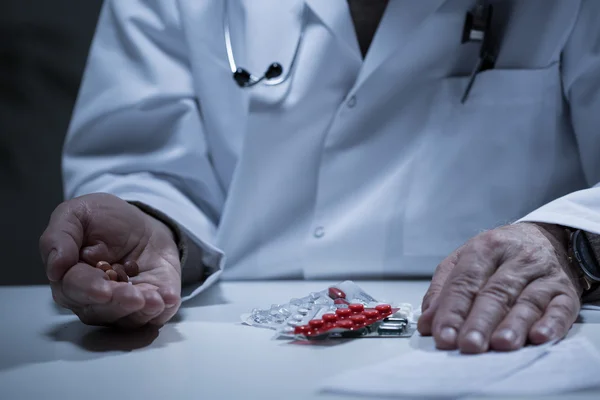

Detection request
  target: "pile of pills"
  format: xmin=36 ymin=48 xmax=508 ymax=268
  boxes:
xmin=95 ymin=260 xmax=139 ymax=283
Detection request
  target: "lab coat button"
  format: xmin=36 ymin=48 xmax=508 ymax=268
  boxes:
xmin=314 ymin=226 xmax=325 ymax=238
xmin=346 ymin=95 xmax=357 ymax=108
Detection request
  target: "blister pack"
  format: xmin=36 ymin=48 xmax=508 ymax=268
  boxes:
xmin=240 ymin=281 xmax=417 ymax=340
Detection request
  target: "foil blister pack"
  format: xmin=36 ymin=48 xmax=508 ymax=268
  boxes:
xmin=240 ymin=281 xmax=417 ymax=340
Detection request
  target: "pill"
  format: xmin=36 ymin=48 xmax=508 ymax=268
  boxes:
xmin=95 ymin=261 xmax=111 ymax=272
xmin=334 ymin=298 xmax=350 ymax=305
xmin=123 ymin=260 xmax=139 ymax=277
xmin=322 ymin=323 xmax=335 ymax=331
xmin=294 ymin=325 xmax=310 ymax=335
xmin=304 ymin=329 xmax=319 ymax=337
xmin=335 ymin=308 xmax=352 ymax=318
xmin=328 ymin=287 xmax=346 ymax=299
xmin=308 ymin=319 xmax=324 ymax=329
xmin=375 ymin=304 xmax=392 ymax=314
xmin=350 ymin=314 xmax=367 ymax=325
xmin=363 ymin=310 xmax=380 ymax=319
xmin=112 ymin=264 xmax=129 ymax=283
xmin=335 ymin=320 xmax=354 ymax=329
xmin=349 ymin=303 xmax=364 ymax=313
xmin=297 ymin=307 xmax=309 ymax=315
xmin=106 ymin=269 xmax=118 ymax=281
xmin=287 ymin=320 xmax=301 ymax=327
xmin=322 ymin=313 xmax=338 ymax=323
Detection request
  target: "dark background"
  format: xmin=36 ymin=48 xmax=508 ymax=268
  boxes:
xmin=0 ymin=0 xmax=103 ymax=284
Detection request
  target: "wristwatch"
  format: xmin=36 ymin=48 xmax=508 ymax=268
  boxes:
xmin=567 ymin=229 xmax=600 ymax=295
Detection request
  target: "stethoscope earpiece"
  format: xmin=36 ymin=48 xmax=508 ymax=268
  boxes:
xmin=264 ymin=63 xmax=283 ymax=80
xmin=224 ymin=1 xmax=305 ymax=89
xmin=232 ymin=63 xmax=284 ymax=88
xmin=233 ymin=68 xmax=252 ymax=87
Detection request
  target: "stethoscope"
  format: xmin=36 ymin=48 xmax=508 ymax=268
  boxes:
xmin=224 ymin=0 xmax=498 ymax=102
xmin=223 ymin=1 xmax=307 ymax=88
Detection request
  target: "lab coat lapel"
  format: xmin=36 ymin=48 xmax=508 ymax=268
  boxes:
xmin=353 ymin=0 xmax=449 ymax=91
xmin=304 ymin=0 xmax=361 ymax=59
xmin=238 ymin=0 xmax=304 ymax=79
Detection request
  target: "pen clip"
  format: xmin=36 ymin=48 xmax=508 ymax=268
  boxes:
xmin=460 ymin=1 xmax=497 ymax=103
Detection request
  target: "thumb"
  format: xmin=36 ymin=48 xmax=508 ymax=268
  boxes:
xmin=417 ymin=246 xmax=462 ymax=335
xmin=39 ymin=200 xmax=88 ymax=282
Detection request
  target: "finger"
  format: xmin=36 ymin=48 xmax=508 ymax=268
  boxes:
xmin=456 ymin=266 xmax=530 ymax=354
xmin=113 ymin=287 xmax=166 ymax=329
xmin=529 ymin=293 xmax=580 ymax=345
xmin=489 ymin=280 xmax=557 ymax=351
xmin=144 ymin=282 xmax=181 ymax=327
xmin=78 ymin=283 xmax=145 ymax=326
xmin=130 ymin=267 xmax=181 ymax=309
xmin=418 ymin=248 xmax=462 ymax=335
xmin=431 ymin=236 xmax=502 ymax=350
xmin=61 ymin=263 xmax=113 ymax=305
xmin=39 ymin=201 xmax=87 ymax=281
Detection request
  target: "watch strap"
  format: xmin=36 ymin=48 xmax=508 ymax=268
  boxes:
xmin=568 ymin=229 xmax=600 ymax=295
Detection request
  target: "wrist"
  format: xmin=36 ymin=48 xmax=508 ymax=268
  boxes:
xmin=524 ymin=222 xmax=584 ymax=296
xmin=127 ymin=201 xmax=186 ymax=266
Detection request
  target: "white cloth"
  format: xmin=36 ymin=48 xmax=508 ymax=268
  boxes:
xmin=64 ymin=0 xmax=600 ymax=297
xmin=320 ymin=337 xmax=600 ymax=398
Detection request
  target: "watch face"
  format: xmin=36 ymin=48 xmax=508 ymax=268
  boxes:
xmin=574 ymin=230 xmax=600 ymax=282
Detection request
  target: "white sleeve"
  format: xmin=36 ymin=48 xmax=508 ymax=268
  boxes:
xmin=63 ymin=0 xmax=224 ymax=299
xmin=518 ymin=0 xmax=600 ymax=234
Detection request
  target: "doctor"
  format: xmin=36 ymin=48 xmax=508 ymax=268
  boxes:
xmin=40 ymin=0 xmax=600 ymax=353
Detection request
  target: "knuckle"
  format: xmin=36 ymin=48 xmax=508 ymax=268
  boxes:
xmin=422 ymin=291 xmax=437 ymax=308
xmin=546 ymin=313 xmax=570 ymax=333
xmin=510 ymin=308 xmax=537 ymax=326
xmin=516 ymin=246 xmax=541 ymax=267
xmin=449 ymin=269 xmax=483 ymax=293
xmin=477 ymin=229 xmax=505 ymax=249
xmin=551 ymin=298 xmax=578 ymax=319
xmin=478 ymin=280 xmax=520 ymax=308
xmin=516 ymin=295 xmax=546 ymax=316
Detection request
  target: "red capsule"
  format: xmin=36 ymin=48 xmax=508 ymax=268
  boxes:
xmin=349 ymin=303 xmax=364 ymax=313
xmin=322 ymin=313 xmax=338 ymax=323
xmin=334 ymin=298 xmax=350 ymax=305
xmin=328 ymin=287 xmax=346 ymax=300
xmin=304 ymin=329 xmax=319 ymax=337
xmin=363 ymin=310 xmax=380 ymax=319
xmin=350 ymin=314 xmax=367 ymax=325
xmin=308 ymin=319 xmax=324 ymax=329
xmin=336 ymin=320 xmax=354 ymax=329
xmin=375 ymin=304 xmax=392 ymax=314
xmin=322 ymin=323 xmax=335 ymax=331
xmin=335 ymin=308 xmax=352 ymax=319
xmin=294 ymin=325 xmax=310 ymax=335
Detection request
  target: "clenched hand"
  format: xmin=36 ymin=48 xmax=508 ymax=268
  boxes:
xmin=418 ymin=222 xmax=582 ymax=353
xmin=40 ymin=193 xmax=182 ymax=328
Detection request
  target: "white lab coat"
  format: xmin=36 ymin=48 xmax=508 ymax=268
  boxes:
xmin=64 ymin=0 xmax=600 ymax=298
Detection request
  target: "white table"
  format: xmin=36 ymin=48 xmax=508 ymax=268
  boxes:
xmin=1 ymin=281 xmax=600 ymax=400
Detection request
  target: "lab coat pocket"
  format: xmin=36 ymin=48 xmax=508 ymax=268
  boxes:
xmin=403 ymin=63 xmax=561 ymax=258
